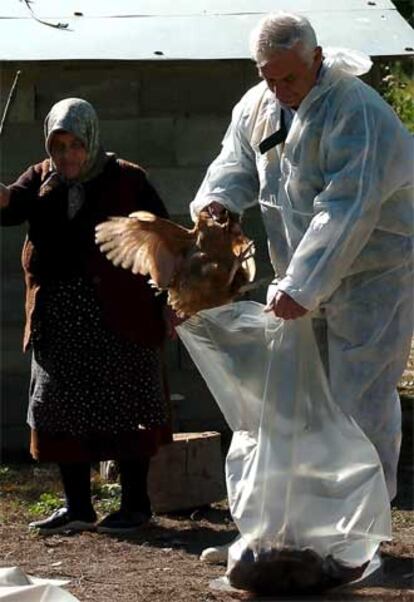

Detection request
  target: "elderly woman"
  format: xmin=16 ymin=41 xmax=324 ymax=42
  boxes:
xmin=0 ymin=98 xmax=172 ymax=535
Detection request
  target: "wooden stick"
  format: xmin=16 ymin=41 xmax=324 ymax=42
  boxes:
xmin=0 ymin=70 xmax=22 ymax=137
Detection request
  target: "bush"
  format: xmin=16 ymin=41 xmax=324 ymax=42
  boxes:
xmin=379 ymin=61 xmax=414 ymax=132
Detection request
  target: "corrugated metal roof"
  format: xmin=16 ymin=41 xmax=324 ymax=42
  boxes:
xmin=0 ymin=0 xmax=401 ymax=17
xmin=0 ymin=1 xmax=413 ymax=60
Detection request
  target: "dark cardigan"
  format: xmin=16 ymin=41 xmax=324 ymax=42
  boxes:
xmin=1 ymin=157 xmax=169 ymax=351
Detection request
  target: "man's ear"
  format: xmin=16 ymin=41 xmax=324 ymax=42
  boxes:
xmin=314 ymin=46 xmax=323 ymax=65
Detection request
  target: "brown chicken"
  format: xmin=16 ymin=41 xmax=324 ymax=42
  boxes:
xmin=95 ymin=209 xmax=255 ymax=317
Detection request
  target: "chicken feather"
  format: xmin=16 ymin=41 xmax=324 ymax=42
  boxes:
xmin=95 ymin=210 xmax=256 ymax=316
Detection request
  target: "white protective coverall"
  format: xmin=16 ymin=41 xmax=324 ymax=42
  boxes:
xmin=190 ymin=49 xmax=414 ymax=500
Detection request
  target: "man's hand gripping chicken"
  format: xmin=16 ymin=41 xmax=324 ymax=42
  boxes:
xmin=95 ymin=209 xmax=255 ymax=318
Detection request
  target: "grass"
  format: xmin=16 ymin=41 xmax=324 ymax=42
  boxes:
xmin=1 ymin=462 xmax=412 ymax=525
xmin=0 ymin=464 xmax=123 ymax=522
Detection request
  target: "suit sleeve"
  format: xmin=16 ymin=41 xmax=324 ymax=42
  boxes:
xmin=278 ymin=88 xmax=413 ymax=310
xmin=190 ymin=95 xmax=259 ymax=220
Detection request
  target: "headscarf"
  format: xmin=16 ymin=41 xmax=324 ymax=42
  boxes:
xmin=42 ymin=98 xmax=110 ymax=218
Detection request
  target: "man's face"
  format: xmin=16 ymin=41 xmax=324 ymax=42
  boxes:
xmin=258 ymin=44 xmax=322 ymax=109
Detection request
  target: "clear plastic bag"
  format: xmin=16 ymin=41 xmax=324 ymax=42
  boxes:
xmin=177 ymin=301 xmax=391 ymax=595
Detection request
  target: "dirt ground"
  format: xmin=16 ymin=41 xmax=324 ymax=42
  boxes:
xmin=1 ymin=348 xmax=413 ymax=601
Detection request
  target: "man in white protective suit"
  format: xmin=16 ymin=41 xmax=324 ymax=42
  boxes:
xmin=191 ymin=12 xmax=414 ymax=563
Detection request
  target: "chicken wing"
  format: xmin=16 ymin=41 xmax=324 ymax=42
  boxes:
xmin=95 ymin=210 xmax=255 ymax=317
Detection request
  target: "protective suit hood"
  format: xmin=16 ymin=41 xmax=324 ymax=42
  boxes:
xmin=322 ymin=47 xmax=373 ymax=77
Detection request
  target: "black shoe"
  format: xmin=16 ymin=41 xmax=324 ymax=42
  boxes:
xmin=29 ymin=507 xmax=97 ymax=534
xmin=96 ymin=510 xmax=151 ymax=534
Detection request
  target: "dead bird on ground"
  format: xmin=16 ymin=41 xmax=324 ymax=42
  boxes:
xmin=227 ymin=545 xmax=368 ymax=596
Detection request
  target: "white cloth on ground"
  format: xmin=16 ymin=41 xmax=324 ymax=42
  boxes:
xmin=0 ymin=567 xmax=78 ymax=601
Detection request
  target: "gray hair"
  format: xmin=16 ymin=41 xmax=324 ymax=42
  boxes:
xmin=250 ymin=12 xmax=318 ymax=66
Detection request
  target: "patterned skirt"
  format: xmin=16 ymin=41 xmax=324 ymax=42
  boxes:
xmin=28 ymin=277 xmax=171 ymax=461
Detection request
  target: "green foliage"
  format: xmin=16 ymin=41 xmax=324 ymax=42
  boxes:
xmin=28 ymin=492 xmax=62 ymax=517
xmin=95 ymin=497 xmax=121 ymax=514
xmin=0 ymin=466 xmax=11 ymax=479
xmin=91 ymin=481 xmax=121 ymax=498
xmin=380 ymin=61 xmax=414 ymax=132
xmin=4 ymin=468 xmax=122 ymax=519
xmin=91 ymin=481 xmax=121 ymax=514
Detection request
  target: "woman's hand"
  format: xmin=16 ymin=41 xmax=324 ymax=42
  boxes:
xmin=0 ymin=183 xmax=10 ymax=209
xmin=265 ymin=290 xmax=308 ymax=320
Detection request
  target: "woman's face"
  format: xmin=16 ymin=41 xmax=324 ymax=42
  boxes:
xmin=49 ymin=131 xmax=88 ymax=180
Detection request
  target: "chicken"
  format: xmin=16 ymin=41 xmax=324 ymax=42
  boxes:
xmin=95 ymin=209 xmax=256 ymax=317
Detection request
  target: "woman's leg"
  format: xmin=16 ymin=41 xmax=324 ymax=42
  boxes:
xmin=118 ymin=457 xmax=151 ymax=515
xmin=29 ymin=462 xmax=96 ymax=533
xmin=96 ymin=457 xmax=152 ymax=533
xmin=58 ymin=462 xmax=96 ymax=519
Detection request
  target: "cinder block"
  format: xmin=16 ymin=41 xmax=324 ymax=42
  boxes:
xmin=0 ymin=69 xmax=35 ymax=124
xmin=101 ymin=431 xmax=226 ymax=512
xmin=34 ymin=66 xmax=140 ymax=120
xmin=1 ymin=325 xmax=28 ymax=372
xmin=0 ymin=424 xmax=31 ymax=462
xmin=2 ymin=374 xmax=29 ymax=424
xmin=147 ymin=166 xmax=205 ymax=214
xmin=242 ymin=62 xmax=260 ymax=90
xmin=1 ymin=272 xmax=26 ymax=325
xmin=139 ymin=61 xmax=246 ymax=116
xmin=0 ymin=223 xmax=27 ymax=258
xmin=174 ymin=116 xmax=228 ymax=167
xmin=101 ymin=118 xmax=176 ymax=167
xmin=0 ymin=122 xmax=44 ymax=181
